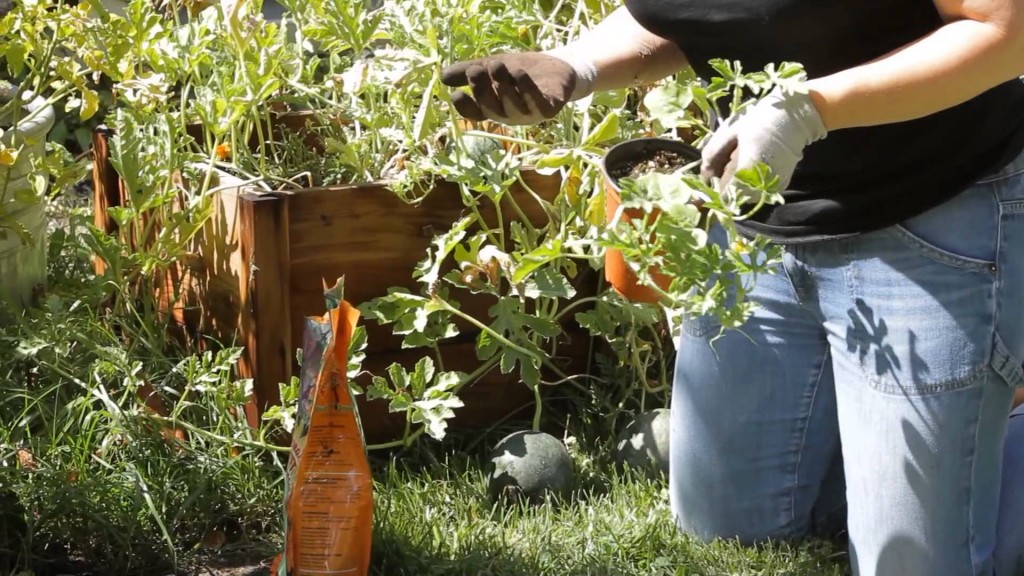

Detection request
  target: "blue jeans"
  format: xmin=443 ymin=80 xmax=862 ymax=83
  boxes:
xmin=671 ymin=150 xmax=1024 ymax=576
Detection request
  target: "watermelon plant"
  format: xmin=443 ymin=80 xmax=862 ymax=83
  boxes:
xmin=600 ymin=60 xmax=806 ymax=328
xmin=357 ymin=60 xmax=803 ymax=449
xmin=1 ymin=0 xmax=792 ymax=453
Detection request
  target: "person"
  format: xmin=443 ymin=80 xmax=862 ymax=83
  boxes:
xmin=439 ymin=2 xmax=1024 ymax=575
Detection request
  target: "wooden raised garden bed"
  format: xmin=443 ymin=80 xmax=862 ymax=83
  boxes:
xmin=91 ymin=125 xmax=596 ymax=444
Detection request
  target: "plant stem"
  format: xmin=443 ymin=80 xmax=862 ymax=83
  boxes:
xmin=258 ymin=110 xmax=275 ymax=175
xmin=532 ymin=383 xmax=542 ymax=430
xmin=432 ymin=342 xmax=445 ymax=372
xmin=366 ymin=427 xmax=425 ymax=451
xmin=437 ymin=299 xmax=539 ymax=366
xmin=200 ymin=137 xmax=223 ymax=197
xmin=552 ymin=296 xmax=601 ymax=323
xmin=283 ymin=79 xmax=340 ymax=109
xmin=514 ymin=167 xmax=555 ymax=223
xmin=494 ymin=193 xmax=506 ymax=249
xmin=148 ymin=415 xmax=290 ymax=452
xmin=459 ymin=182 xmax=503 ymax=247
xmin=538 ymin=374 xmax=593 ymax=394
xmin=510 ymin=172 xmax=540 ymax=237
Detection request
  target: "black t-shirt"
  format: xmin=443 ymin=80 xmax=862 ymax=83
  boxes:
xmin=623 ymin=0 xmax=1024 ymax=242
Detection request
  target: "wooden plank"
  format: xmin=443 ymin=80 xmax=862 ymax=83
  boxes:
xmin=90 ymin=126 xmax=124 ymax=275
xmin=89 ymin=141 xmax=595 ymax=438
xmin=283 ymin=172 xmax=567 ymax=353
xmin=353 ymin=323 xmax=593 ymax=443
xmin=237 ymin=192 xmax=292 ymax=426
xmin=354 ymin=341 xmax=524 ymax=443
xmin=175 ymin=180 xmax=247 ymax=342
xmin=90 ymin=126 xmax=122 ymax=234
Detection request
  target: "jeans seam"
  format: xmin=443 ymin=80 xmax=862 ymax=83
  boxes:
xmin=976 ymin=165 xmax=1024 ymax=184
xmin=863 ymin=364 xmax=988 ymax=396
xmin=995 ymin=192 xmax=1005 ymax=352
xmin=967 ymin=385 xmax=984 ymax=576
xmin=790 ymin=345 xmax=830 ymax=536
xmin=781 ymin=249 xmax=818 ymax=319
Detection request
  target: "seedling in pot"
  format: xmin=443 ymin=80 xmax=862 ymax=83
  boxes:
xmin=600 ymin=137 xmax=704 ymax=304
xmin=598 ymin=60 xmax=806 ymax=332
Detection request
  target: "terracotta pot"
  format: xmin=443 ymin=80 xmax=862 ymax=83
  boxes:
xmin=600 ymin=137 xmax=701 ymax=304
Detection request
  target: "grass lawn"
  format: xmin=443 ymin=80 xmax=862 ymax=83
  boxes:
xmin=366 ymin=429 xmax=848 ymax=576
xmin=0 ymin=321 xmax=851 ymax=576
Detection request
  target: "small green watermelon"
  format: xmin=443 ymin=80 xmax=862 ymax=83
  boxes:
xmin=614 ymin=408 xmax=671 ymax=477
xmin=486 ymin=430 xmax=574 ymax=505
xmin=461 ymin=132 xmax=504 ymax=159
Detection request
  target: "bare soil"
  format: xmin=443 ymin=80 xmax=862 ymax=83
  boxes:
xmin=179 ymin=550 xmax=272 ymax=576
xmin=28 ymin=547 xmax=274 ymax=576
xmin=168 ymin=543 xmax=276 ymax=576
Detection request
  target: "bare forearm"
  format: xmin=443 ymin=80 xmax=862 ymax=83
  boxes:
xmin=808 ymin=19 xmax=1024 ymax=131
xmin=561 ymin=6 xmax=689 ymax=92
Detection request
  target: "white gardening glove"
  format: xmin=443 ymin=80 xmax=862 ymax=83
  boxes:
xmin=700 ymin=87 xmax=827 ymax=203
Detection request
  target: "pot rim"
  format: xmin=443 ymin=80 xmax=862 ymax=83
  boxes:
xmin=601 ymin=136 xmax=701 ymax=193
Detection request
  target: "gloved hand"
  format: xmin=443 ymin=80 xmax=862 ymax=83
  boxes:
xmin=440 ymin=48 xmax=597 ymax=126
xmin=700 ymin=87 xmax=827 ymax=203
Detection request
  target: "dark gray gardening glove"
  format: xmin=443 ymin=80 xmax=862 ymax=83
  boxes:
xmin=700 ymin=87 xmax=827 ymax=203
xmin=441 ymin=48 xmax=597 ymax=126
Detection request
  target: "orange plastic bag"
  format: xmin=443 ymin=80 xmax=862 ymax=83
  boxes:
xmin=272 ymin=278 xmax=372 ymax=576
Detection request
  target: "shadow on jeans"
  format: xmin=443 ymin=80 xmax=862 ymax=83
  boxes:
xmin=845 ymin=298 xmax=903 ymax=383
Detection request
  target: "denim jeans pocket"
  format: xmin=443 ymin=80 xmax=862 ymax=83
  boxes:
xmin=891 ymin=223 xmax=997 ymax=273
xmin=844 ymin=180 xmax=1005 ymax=395
xmin=890 ymin=179 xmax=1000 ymax=273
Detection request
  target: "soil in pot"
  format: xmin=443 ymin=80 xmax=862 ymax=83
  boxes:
xmin=608 ymin=147 xmax=697 ymax=184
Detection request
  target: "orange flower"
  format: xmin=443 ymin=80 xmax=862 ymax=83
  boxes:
xmin=215 ymin=142 xmax=232 ymax=161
